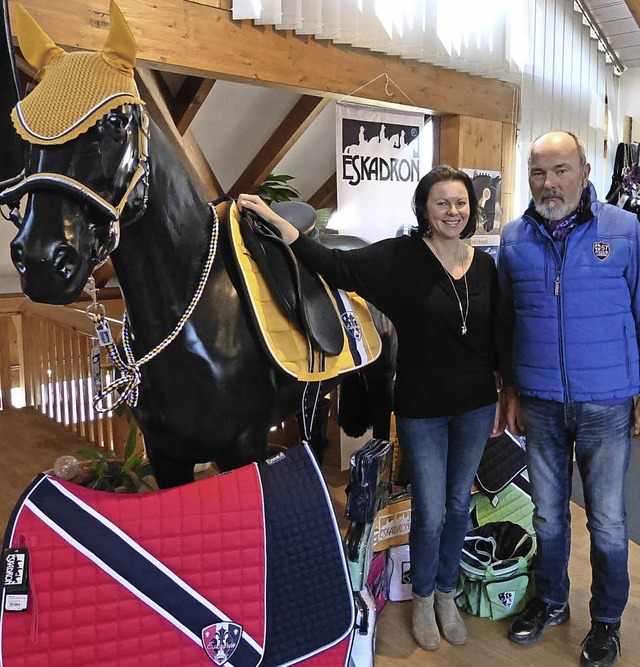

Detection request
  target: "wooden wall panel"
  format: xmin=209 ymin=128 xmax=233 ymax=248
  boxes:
xmin=439 ymin=116 xmax=504 ymax=171
xmin=11 ymin=0 xmax=518 ymax=124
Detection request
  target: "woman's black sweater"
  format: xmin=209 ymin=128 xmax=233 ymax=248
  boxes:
xmin=291 ymin=232 xmax=507 ymax=418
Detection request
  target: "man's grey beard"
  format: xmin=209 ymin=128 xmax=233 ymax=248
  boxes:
xmin=534 ymin=188 xmax=581 ymax=221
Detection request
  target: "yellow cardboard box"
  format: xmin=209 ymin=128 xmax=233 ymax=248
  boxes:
xmin=372 ymin=495 xmax=412 ymax=552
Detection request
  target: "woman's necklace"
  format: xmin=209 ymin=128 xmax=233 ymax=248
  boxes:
xmin=428 ymin=240 xmax=470 ymax=335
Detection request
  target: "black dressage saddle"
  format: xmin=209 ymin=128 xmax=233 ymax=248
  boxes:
xmin=239 ymin=201 xmax=344 ymax=357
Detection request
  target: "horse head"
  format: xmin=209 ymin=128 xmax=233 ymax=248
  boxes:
xmin=0 ymin=1 xmax=148 ymax=304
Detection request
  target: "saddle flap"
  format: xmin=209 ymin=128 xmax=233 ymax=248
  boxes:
xmin=240 ymin=209 xmax=344 ymax=357
xmin=240 ymin=211 xmax=299 ymax=320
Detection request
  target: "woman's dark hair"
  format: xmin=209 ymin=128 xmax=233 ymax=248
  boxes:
xmin=410 ymin=165 xmax=481 ymax=240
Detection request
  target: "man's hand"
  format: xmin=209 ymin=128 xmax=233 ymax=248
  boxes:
xmin=634 ymin=396 xmax=640 ymax=436
xmin=504 ymin=387 xmax=525 ymax=436
xmin=490 ymin=391 xmax=506 ymax=436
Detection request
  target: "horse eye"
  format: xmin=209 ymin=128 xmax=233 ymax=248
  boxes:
xmin=106 ymin=113 xmax=128 ymax=134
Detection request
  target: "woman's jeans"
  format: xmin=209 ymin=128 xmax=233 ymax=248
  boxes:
xmin=397 ymin=403 xmax=495 ymax=597
xmin=520 ymin=397 xmax=632 ymax=623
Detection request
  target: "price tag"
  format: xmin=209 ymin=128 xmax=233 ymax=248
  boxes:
xmin=96 ymin=320 xmax=114 ymax=347
xmin=2 ymin=548 xmax=29 ymax=611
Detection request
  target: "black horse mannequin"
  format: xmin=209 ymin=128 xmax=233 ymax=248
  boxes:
xmin=0 ymin=2 xmax=396 ymax=489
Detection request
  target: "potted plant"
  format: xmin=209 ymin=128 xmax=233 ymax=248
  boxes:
xmin=52 ymin=426 xmax=156 ymax=493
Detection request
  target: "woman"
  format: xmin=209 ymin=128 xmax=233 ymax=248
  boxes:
xmin=238 ymin=165 xmax=506 ymax=651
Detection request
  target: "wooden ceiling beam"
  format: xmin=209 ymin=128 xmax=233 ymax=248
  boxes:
xmin=173 ymin=76 xmax=216 ymax=135
xmin=135 ymin=67 xmax=223 ymax=200
xmin=308 ymin=174 xmax=337 ymax=211
xmin=229 ymin=95 xmax=330 ymax=198
xmin=9 ymin=0 xmax=518 ymax=124
xmin=147 ymin=71 xmax=214 ymax=135
xmin=625 ymin=0 xmax=640 ymax=27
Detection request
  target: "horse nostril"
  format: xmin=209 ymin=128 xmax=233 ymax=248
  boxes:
xmin=52 ymin=245 xmax=80 ymax=281
xmin=10 ymin=244 xmax=26 ymax=274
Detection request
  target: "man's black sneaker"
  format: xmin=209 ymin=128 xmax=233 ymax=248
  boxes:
xmin=507 ymin=597 xmax=570 ymax=645
xmin=580 ymin=622 xmax=621 ymax=667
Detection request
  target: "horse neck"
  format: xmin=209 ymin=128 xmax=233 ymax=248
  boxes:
xmin=110 ymin=126 xmax=222 ymax=348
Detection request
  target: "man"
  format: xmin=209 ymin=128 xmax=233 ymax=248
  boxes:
xmin=498 ymin=130 xmax=640 ymax=667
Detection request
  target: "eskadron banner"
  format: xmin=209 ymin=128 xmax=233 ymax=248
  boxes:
xmin=333 ymin=102 xmax=431 ymax=242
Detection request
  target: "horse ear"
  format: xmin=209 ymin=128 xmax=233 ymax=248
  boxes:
xmin=14 ymin=3 xmax=65 ymax=74
xmin=102 ymin=0 xmax=136 ymax=74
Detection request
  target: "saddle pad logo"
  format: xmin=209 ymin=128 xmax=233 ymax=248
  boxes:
xmin=498 ymin=591 xmax=515 ymax=609
xmin=341 ymin=311 xmax=362 ymax=341
xmin=593 ymin=241 xmax=610 ymax=261
xmin=202 ymin=622 xmax=243 ymax=665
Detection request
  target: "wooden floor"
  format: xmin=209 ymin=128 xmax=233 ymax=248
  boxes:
xmin=2 ymin=406 xmax=639 ymax=666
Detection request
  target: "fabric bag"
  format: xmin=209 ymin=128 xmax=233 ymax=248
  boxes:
xmin=456 ymin=521 xmax=536 ymax=621
xmin=345 ymin=438 xmax=394 ymax=524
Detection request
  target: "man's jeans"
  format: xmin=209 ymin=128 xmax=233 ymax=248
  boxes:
xmin=520 ymin=397 xmax=632 ymax=623
xmin=397 ymin=403 xmax=495 ymax=597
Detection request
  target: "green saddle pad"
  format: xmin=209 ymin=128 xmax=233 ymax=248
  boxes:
xmin=470 ymin=472 xmax=534 ymax=534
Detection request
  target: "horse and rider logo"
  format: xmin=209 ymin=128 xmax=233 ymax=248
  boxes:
xmin=202 ymin=622 xmax=243 ymax=665
xmin=593 ymin=241 xmax=611 ymax=261
xmin=341 ymin=311 xmax=362 ymax=341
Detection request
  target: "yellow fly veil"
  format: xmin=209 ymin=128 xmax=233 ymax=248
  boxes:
xmin=11 ymin=1 xmax=143 ymax=145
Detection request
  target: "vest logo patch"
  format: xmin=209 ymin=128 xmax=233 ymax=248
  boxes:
xmin=202 ymin=622 xmax=243 ymax=665
xmin=593 ymin=241 xmax=610 ymax=261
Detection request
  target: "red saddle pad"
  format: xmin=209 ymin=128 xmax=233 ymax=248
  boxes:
xmin=1 ymin=444 xmax=354 ymax=667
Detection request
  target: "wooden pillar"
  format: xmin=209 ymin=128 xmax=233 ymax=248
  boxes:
xmin=0 ymin=316 xmax=13 ymax=409
xmin=439 ymin=115 xmax=517 ymax=222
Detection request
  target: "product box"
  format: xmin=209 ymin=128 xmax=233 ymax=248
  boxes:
xmin=386 ymin=543 xmax=412 ymax=602
xmin=371 ymin=494 xmax=411 ymax=552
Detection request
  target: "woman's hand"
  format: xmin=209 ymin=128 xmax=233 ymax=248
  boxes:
xmin=237 ymin=193 xmax=300 ymax=244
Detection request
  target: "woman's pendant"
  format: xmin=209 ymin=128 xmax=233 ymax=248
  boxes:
xmin=461 ymin=324 xmax=467 ymax=335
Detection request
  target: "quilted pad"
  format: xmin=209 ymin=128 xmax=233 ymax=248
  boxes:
xmin=475 ymin=432 xmax=526 ymax=497
xmin=1 ymin=445 xmax=354 ymax=666
xmin=225 ymin=199 xmax=382 ymax=382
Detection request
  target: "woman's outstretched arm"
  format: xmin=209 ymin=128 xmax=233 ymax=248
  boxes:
xmin=237 ymin=193 xmax=300 ymax=245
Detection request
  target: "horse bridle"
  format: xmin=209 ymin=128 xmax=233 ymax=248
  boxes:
xmin=0 ymin=106 xmax=150 ymax=263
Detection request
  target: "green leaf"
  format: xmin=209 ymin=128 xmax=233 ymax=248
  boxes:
xmin=122 ymin=452 xmax=144 ymax=472
xmin=266 ymin=174 xmax=294 ymax=183
xmin=124 ymin=427 xmax=137 ymax=461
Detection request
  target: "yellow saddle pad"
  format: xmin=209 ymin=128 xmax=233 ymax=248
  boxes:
xmin=224 ymin=200 xmax=381 ymax=381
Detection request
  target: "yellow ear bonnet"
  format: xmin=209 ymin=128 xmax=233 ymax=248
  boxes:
xmin=11 ymin=1 xmax=143 ymax=145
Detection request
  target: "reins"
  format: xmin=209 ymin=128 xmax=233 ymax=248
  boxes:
xmin=86 ymin=202 xmax=220 ymax=412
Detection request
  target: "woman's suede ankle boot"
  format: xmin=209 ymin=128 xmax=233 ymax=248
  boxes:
xmin=412 ymin=592 xmax=440 ymax=650
xmin=434 ymin=589 xmax=468 ymax=645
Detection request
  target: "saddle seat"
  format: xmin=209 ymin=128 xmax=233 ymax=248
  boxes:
xmin=239 ymin=200 xmax=343 ymax=358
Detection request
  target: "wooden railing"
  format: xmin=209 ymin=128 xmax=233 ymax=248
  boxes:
xmin=1 ymin=294 xmax=134 ymax=458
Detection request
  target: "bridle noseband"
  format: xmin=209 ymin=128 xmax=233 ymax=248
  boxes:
xmin=0 ymin=106 xmax=150 ymax=263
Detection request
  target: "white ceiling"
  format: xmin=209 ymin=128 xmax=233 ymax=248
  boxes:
xmin=582 ymin=0 xmax=640 ymax=69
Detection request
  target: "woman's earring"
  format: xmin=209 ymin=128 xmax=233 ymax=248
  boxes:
xmin=424 ymin=223 xmax=433 ymax=238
